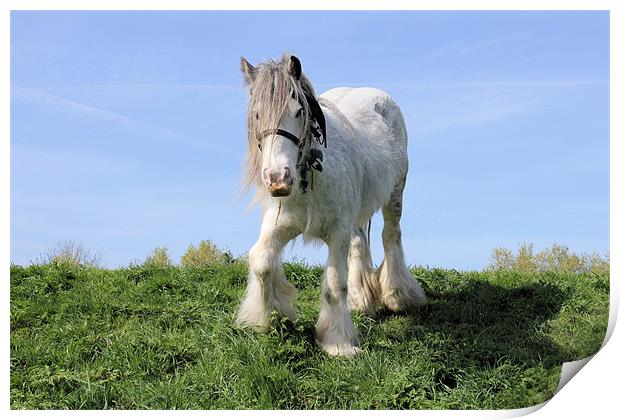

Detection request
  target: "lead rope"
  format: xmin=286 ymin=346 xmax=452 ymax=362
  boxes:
xmin=275 ymin=201 xmax=282 ymax=226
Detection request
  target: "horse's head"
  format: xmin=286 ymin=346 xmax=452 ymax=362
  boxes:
xmin=240 ymin=54 xmax=318 ymax=198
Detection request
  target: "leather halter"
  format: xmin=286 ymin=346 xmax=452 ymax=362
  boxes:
xmin=255 ymin=89 xmax=327 ymax=193
xmin=256 ymin=128 xmax=301 ymax=151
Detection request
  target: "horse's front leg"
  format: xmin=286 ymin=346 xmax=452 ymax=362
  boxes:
xmin=316 ymin=232 xmax=360 ymax=357
xmin=236 ymin=213 xmax=297 ymax=331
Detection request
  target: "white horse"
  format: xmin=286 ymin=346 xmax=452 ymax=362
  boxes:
xmin=236 ymin=53 xmax=427 ymax=357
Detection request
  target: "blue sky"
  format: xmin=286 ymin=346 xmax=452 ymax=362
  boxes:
xmin=10 ymin=10 xmax=610 ymax=269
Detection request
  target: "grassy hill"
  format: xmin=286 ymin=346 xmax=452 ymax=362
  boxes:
xmin=10 ymin=262 xmax=609 ymax=409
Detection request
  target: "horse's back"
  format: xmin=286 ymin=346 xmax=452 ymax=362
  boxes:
xmin=321 ymin=86 xmax=397 ymax=113
xmin=319 ymin=87 xmax=356 ymax=104
xmin=320 ymin=87 xmax=409 ymax=221
xmin=320 ymin=87 xmax=408 ymax=155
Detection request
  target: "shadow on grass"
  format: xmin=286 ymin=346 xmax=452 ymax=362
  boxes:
xmin=372 ymin=280 xmax=570 ymax=371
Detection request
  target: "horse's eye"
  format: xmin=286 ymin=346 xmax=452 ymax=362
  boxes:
xmin=255 ymin=113 xmax=259 ymax=121
xmin=295 ymin=108 xmax=303 ymax=118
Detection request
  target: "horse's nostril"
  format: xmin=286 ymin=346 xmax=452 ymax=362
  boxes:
xmin=262 ymin=168 xmax=270 ymax=184
xmin=283 ymin=167 xmax=291 ymax=179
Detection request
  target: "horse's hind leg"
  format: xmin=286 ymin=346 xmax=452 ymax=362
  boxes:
xmin=347 ymin=225 xmax=379 ymax=316
xmin=236 ymin=214 xmax=297 ymax=331
xmin=377 ymin=176 xmax=427 ymax=312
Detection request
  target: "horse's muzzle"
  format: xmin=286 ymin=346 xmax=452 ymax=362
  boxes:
xmin=263 ymin=167 xmax=293 ymax=197
xmin=268 ymin=182 xmax=293 ymax=197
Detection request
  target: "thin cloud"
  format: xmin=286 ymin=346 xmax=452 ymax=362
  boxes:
xmin=314 ymin=79 xmax=609 ymax=90
xmin=37 ymin=83 xmax=244 ymax=94
xmin=458 ymin=37 xmax=510 ymax=56
xmin=386 ymin=79 xmax=609 ymax=89
xmin=11 ymin=84 xmax=245 ymax=160
xmin=457 ymin=31 xmax=532 ymax=56
xmin=11 ymin=84 xmax=179 ymax=138
xmin=410 ymin=92 xmax=541 ymax=136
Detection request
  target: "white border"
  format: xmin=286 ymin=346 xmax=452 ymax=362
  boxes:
xmin=0 ymin=0 xmax=617 ymax=11
xmin=2 ymin=1 xmax=617 ymax=419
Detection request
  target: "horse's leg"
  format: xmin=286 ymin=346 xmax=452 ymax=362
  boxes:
xmin=347 ymin=225 xmax=379 ymax=316
xmin=377 ymin=176 xmax=427 ymax=312
xmin=236 ymin=215 xmax=296 ymax=330
xmin=316 ymin=232 xmax=360 ymax=357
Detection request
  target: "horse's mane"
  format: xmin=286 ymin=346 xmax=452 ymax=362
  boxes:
xmin=243 ymin=53 xmax=318 ymax=194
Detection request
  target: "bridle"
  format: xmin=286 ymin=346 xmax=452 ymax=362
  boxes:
xmin=257 ymin=128 xmax=302 ymax=151
xmin=255 ymin=88 xmax=327 ymax=193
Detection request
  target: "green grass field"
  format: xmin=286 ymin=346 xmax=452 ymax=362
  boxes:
xmin=10 ymin=261 xmax=609 ymax=409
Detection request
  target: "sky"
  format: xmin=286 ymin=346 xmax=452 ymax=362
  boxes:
xmin=10 ymin=10 xmax=610 ymax=269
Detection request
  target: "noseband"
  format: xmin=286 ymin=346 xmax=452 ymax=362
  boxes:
xmin=256 ymin=89 xmax=327 ymax=193
xmin=256 ymin=128 xmax=301 ymax=150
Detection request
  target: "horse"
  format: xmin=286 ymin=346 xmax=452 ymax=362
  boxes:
xmin=236 ymin=53 xmax=427 ymax=357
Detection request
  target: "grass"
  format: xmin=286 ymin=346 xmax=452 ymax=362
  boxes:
xmin=10 ymin=261 xmax=609 ymax=409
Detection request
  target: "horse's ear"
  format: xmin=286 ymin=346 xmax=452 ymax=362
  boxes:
xmin=288 ymin=55 xmax=302 ymax=80
xmin=240 ymin=56 xmax=257 ymax=85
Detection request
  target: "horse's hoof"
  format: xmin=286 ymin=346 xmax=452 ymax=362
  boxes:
xmin=382 ymin=289 xmax=427 ymax=313
xmin=235 ymin=317 xmax=270 ymax=333
xmin=320 ymin=343 xmax=361 ymax=358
